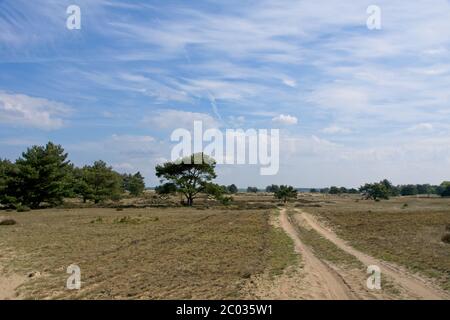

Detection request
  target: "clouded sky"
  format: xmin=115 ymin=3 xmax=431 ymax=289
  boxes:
xmin=1 ymin=0 xmax=450 ymax=188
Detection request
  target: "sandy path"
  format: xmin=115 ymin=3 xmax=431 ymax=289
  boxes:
xmin=0 ymin=272 xmax=25 ymax=300
xmin=279 ymin=208 xmax=356 ymax=300
xmin=296 ymin=209 xmax=449 ymax=300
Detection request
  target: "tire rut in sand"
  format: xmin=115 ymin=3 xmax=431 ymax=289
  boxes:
xmin=279 ymin=208 xmax=356 ymax=300
xmin=295 ymin=208 xmax=449 ymax=300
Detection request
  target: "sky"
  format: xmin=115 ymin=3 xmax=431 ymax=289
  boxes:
xmin=1 ymin=0 xmax=450 ymax=188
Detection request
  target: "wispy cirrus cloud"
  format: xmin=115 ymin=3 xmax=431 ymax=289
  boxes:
xmin=0 ymin=92 xmax=71 ymax=130
xmin=2 ymin=0 xmax=450 ymax=186
xmin=142 ymin=109 xmax=220 ymax=131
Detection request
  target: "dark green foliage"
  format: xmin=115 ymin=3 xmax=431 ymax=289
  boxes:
xmin=78 ymin=161 xmax=123 ymax=204
xmin=438 ymin=182 xmax=450 ymax=197
xmin=155 ymin=182 xmax=178 ymax=197
xmin=205 ymin=183 xmax=232 ymax=205
xmin=329 ymin=186 xmax=340 ymax=194
xmin=3 ymin=142 xmax=72 ymax=208
xmin=16 ymin=205 xmax=31 ymax=212
xmin=247 ymin=186 xmax=258 ymax=193
xmin=380 ymin=179 xmax=398 ymax=196
xmin=440 ymin=185 xmax=450 ymax=197
xmin=123 ymin=172 xmax=146 ymax=196
xmin=339 ymin=187 xmax=348 ymax=194
xmin=155 ymin=153 xmax=217 ymax=206
xmin=274 ymin=185 xmax=297 ymax=203
xmin=0 ymin=159 xmax=20 ymax=207
xmin=265 ymin=184 xmax=279 ymax=193
xmin=70 ymin=167 xmax=92 ymax=203
xmin=400 ymin=184 xmax=418 ymax=196
xmin=226 ymin=184 xmax=238 ymax=194
xmin=0 ymin=219 xmax=16 ymax=226
xmin=1 ymin=142 xmax=146 ymax=207
xmin=359 ymin=182 xmax=390 ymax=201
xmin=442 ymin=233 xmax=450 ymax=244
xmin=416 ymin=184 xmax=433 ymax=195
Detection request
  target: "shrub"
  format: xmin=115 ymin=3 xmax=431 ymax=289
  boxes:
xmin=0 ymin=218 xmax=17 ymax=226
xmin=441 ymin=233 xmax=450 ymax=244
xmin=90 ymin=217 xmax=103 ymax=224
xmin=114 ymin=216 xmax=140 ymax=224
xmin=16 ymin=205 xmax=31 ymax=212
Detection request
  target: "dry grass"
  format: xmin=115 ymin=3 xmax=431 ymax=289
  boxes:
xmin=0 ymin=207 xmax=296 ymax=299
xmin=302 ymin=194 xmax=450 ymax=291
xmin=287 ymin=210 xmax=362 ymax=269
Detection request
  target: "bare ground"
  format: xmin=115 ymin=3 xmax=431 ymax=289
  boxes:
xmin=279 ymin=208 xmax=356 ymax=299
xmin=293 ymin=208 xmax=450 ymax=300
xmin=0 ymin=269 xmax=25 ymax=300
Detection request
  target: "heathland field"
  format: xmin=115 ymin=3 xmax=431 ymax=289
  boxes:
xmin=0 ymin=206 xmax=296 ymax=299
xmin=0 ymin=193 xmax=449 ymax=299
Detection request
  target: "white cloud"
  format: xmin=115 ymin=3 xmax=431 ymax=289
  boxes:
xmin=272 ymin=114 xmax=298 ymax=125
xmin=143 ymin=109 xmax=220 ymax=130
xmin=309 ymin=85 xmax=370 ymax=112
xmin=322 ymin=126 xmax=351 ymax=134
xmin=0 ymin=92 xmax=71 ymax=130
xmin=408 ymin=123 xmax=434 ymax=132
xmin=112 ymin=162 xmax=135 ymax=171
xmin=111 ymin=134 xmax=155 ymax=143
xmin=227 ymin=115 xmax=245 ymax=127
xmin=282 ymin=78 xmax=297 ymax=88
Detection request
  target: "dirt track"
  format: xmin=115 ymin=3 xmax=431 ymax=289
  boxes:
xmin=279 ymin=208 xmax=355 ymax=299
xmin=290 ymin=208 xmax=449 ymax=300
xmin=0 ymin=271 xmax=24 ymax=300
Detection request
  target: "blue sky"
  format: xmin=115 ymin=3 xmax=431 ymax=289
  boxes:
xmin=1 ymin=0 xmax=450 ymax=187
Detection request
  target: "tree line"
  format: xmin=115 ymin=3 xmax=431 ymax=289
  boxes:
xmin=315 ymin=179 xmax=450 ymax=200
xmin=0 ymin=142 xmax=145 ymax=209
xmin=2 ymin=142 xmax=450 ymax=209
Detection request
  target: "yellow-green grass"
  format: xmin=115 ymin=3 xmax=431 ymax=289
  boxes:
xmin=0 ymin=207 xmax=296 ymax=299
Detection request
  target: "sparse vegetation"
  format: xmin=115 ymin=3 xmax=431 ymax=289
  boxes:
xmin=0 ymin=207 xmax=297 ymax=299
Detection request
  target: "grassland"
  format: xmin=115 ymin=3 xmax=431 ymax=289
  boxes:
xmin=302 ymin=194 xmax=450 ymax=291
xmin=1 ymin=192 xmax=449 ymax=299
xmin=0 ymin=207 xmax=297 ymax=299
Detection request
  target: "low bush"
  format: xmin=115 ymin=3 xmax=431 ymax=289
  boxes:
xmin=16 ymin=205 xmax=31 ymax=212
xmin=441 ymin=233 xmax=450 ymax=244
xmin=0 ymin=218 xmax=17 ymax=226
